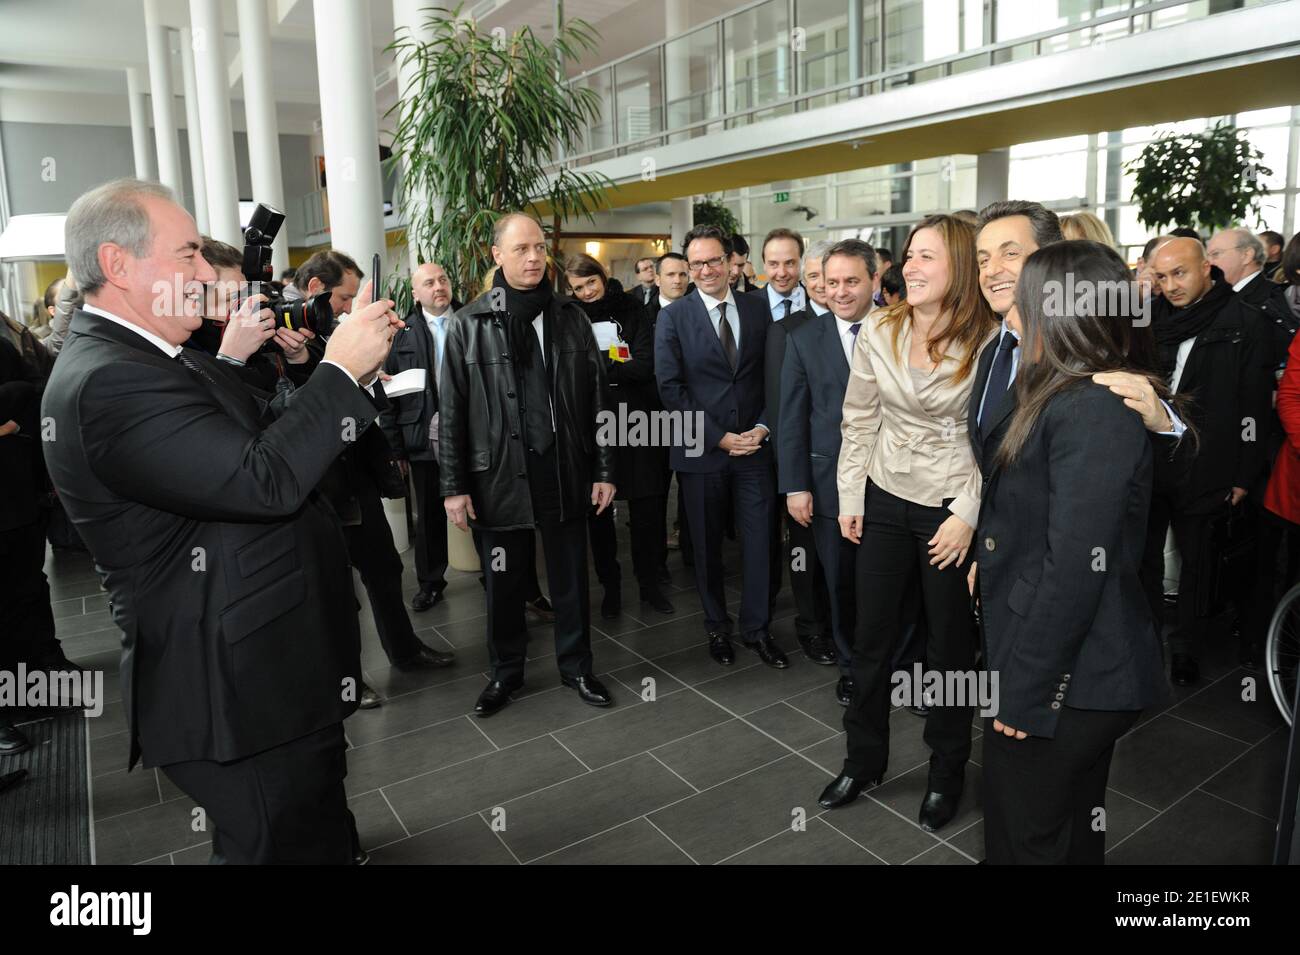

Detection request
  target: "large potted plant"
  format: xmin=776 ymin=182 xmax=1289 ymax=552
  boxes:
xmin=386 ymin=5 xmax=614 ymax=303
xmin=1127 ymin=121 xmax=1273 ymax=234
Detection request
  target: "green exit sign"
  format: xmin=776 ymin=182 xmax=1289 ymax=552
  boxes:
xmin=773 ymin=191 xmax=790 ymax=203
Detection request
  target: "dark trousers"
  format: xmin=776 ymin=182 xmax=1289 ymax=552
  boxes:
xmin=477 ymin=446 xmax=592 ymax=683
xmin=842 ymin=486 xmax=977 ymax=792
xmin=343 ymin=485 xmax=423 ymax=666
xmin=473 ymin=527 xmax=544 ymax=602
xmin=781 ymin=508 xmax=830 ymax=639
xmin=0 ymin=516 xmax=61 ymax=673
xmin=1142 ymin=494 xmax=1213 ymax=657
xmin=676 ymin=478 xmax=694 ymax=566
xmin=812 ymin=513 xmax=856 ymax=673
xmin=628 ymin=494 xmax=668 ymax=589
xmin=410 ymin=459 xmax=449 ymax=593
xmin=983 ymin=706 xmax=1140 ymax=865
xmin=679 ymin=454 xmax=774 ymax=640
xmin=587 ymin=503 xmax=622 ymax=590
xmin=159 ymin=723 xmax=354 ymax=865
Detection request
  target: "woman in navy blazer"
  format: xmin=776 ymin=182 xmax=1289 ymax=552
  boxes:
xmin=975 ymin=240 xmax=1171 ymax=865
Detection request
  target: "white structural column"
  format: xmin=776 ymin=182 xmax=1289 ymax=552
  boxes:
xmin=189 ymin=0 xmax=241 ymax=245
xmin=664 ymin=0 xmax=689 ymax=144
xmin=670 ymin=197 xmax=693 ymax=255
xmin=236 ymin=0 xmax=288 ymax=272
xmin=975 ymin=147 xmax=1010 ymax=210
xmin=178 ymin=28 xmax=209 ymax=233
xmin=392 ymin=0 xmax=440 ymax=271
xmin=143 ymin=0 xmax=182 ymax=195
xmin=314 ymin=0 xmax=398 ymax=546
xmin=313 ymin=0 xmax=386 ymax=274
xmin=125 ymin=67 xmax=154 ymax=180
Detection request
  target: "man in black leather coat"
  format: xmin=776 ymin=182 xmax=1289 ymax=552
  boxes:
xmin=440 ymin=213 xmax=617 ymax=716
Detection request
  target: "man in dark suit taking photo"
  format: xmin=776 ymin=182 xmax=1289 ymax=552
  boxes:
xmin=41 ymin=178 xmax=403 ymax=864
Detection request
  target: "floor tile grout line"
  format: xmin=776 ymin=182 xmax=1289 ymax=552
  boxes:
xmin=1162 ymin=709 xmax=1277 ymax=747
xmin=643 ymin=815 xmax=701 ymax=865
xmin=378 ymin=788 xmax=413 ymax=839
xmin=477 ymin=810 xmax=525 ymax=865
xmin=465 ymin=714 xmax=502 ymax=752
xmin=550 ymin=733 xmax=592 ymax=773
xmin=1104 ymin=726 xmax=1277 ymax=856
xmin=645 ymin=750 xmax=699 ymax=794
xmin=782 ymin=699 xmax=844 ymax=736
xmin=1194 ymin=786 xmax=1279 ymax=824
xmin=814 ymin=814 xmax=893 ymax=865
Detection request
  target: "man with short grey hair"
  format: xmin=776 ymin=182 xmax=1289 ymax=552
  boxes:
xmin=42 ymin=177 xmax=403 ymax=863
xmin=1208 ymin=226 xmax=1296 ymax=364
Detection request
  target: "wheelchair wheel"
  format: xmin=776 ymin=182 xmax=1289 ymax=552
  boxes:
xmin=1266 ymin=583 xmax=1300 ymax=726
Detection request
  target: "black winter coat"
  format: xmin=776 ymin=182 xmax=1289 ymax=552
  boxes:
xmin=580 ymin=283 xmax=667 ymax=500
xmin=439 ymin=290 xmax=616 ymax=529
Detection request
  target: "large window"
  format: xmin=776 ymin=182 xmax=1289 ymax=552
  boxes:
xmin=724 ymin=0 xmax=794 ymax=126
xmin=665 ymin=24 xmax=723 ymax=140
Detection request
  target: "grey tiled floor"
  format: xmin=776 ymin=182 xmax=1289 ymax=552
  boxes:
xmin=42 ymin=502 xmax=1287 ymax=866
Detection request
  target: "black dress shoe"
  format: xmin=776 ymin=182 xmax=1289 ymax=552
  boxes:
xmin=410 ymin=585 xmax=444 ymax=612
xmin=708 ymin=632 xmax=735 ymax=666
xmin=358 ymin=682 xmax=382 ymax=710
xmin=394 ymin=644 xmax=456 ymax=670
xmin=1171 ymin=652 xmax=1200 ymax=686
xmin=640 ymin=586 xmax=675 ymax=615
xmin=748 ymin=636 xmax=789 ymax=669
xmin=353 ymin=848 xmax=370 ymax=865
xmin=527 ymin=596 xmax=555 ymax=623
xmin=918 ymin=790 xmax=961 ymax=832
xmin=798 ymin=634 xmax=837 ymax=665
xmin=835 ymin=676 xmax=853 ymax=706
xmin=600 ymin=587 xmax=622 ymax=620
xmin=818 ymin=771 xmax=882 ymax=809
xmin=561 ymin=673 xmax=613 ymax=707
xmin=909 ymin=704 xmax=931 ymax=717
xmin=474 ymin=679 xmax=522 ymax=717
xmin=0 ymin=769 xmax=28 ymax=795
xmin=0 ymin=723 xmax=32 ymax=757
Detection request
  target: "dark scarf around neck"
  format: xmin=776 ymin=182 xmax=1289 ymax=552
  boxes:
xmin=492 ymin=268 xmax=554 ymax=368
xmin=1151 ymin=266 xmax=1232 ymax=376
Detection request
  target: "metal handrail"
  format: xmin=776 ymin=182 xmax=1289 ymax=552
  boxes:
xmin=555 ymin=0 xmax=1277 ymax=168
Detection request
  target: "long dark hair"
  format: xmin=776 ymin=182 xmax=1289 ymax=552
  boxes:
xmin=996 ymin=240 xmax=1175 ymax=467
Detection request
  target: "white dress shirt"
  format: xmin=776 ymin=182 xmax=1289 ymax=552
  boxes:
xmin=658 ymin=295 xmax=676 ymax=310
xmin=809 ymin=300 xmax=829 ymax=317
xmin=834 ymin=315 xmax=860 ymax=365
xmin=765 ymin=283 xmax=806 ymax=320
xmin=696 ymin=288 xmax=740 ymax=349
xmin=82 ymin=304 xmax=181 ymax=357
xmin=1232 ymin=271 xmax=1260 ymax=293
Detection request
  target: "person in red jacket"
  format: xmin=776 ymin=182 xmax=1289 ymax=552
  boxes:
xmin=1262 ymin=332 xmax=1300 ymax=598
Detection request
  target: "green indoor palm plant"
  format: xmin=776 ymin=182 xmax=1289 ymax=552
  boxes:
xmin=386 ymin=4 xmax=614 ymax=304
xmin=1127 ymin=121 xmax=1272 ymax=234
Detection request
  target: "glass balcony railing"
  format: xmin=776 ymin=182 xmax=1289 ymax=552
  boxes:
xmin=554 ymin=0 xmax=1282 ymax=168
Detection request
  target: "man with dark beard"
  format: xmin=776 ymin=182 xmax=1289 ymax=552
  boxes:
xmin=440 ymin=213 xmax=617 ymax=716
xmin=1142 ymin=237 xmax=1274 ymax=685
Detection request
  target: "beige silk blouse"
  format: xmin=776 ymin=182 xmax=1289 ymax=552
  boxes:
xmin=837 ymin=311 xmax=997 ymax=528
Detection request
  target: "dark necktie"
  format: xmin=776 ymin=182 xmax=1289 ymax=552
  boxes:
xmin=175 ymin=349 xmax=216 ymax=385
xmin=849 ymin=322 xmax=861 ymax=337
xmin=717 ymin=302 xmax=737 ymax=371
xmin=781 ymin=299 xmax=791 ymax=320
xmin=980 ymin=331 xmax=1018 ymax=433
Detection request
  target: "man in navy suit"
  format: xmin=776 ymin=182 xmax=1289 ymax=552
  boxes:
xmin=779 ymin=239 xmax=878 ymax=707
xmin=655 ymin=225 xmax=786 ymax=669
xmin=756 ymin=228 xmax=835 ymax=668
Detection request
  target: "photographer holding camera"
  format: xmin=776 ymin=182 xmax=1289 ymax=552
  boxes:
xmin=296 ymin=252 xmax=456 ymax=699
xmin=42 ymin=179 xmax=405 ymax=863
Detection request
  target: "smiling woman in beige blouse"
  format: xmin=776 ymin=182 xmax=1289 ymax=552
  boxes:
xmin=818 ymin=214 xmax=998 ymax=832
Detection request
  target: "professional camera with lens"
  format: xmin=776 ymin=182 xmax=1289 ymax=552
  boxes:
xmin=241 ymin=203 xmax=338 ymax=339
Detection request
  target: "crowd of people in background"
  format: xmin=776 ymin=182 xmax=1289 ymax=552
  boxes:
xmin=2 ymin=176 xmax=1299 ymax=863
